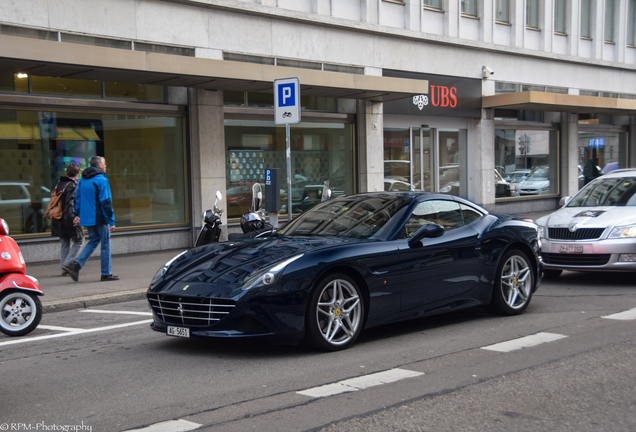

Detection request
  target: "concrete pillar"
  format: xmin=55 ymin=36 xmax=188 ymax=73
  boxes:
xmin=189 ymin=88 xmax=228 ymax=242
xmin=630 ymin=116 xmax=636 ymax=168
xmin=357 ymin=100 xmax=384 ymax=193
xmin=560 ymin=113 xmax=579 ymax=198
xmin=469 ymin=108 xmax=495 ymax=206
xmin=361 ymin=0 xmax=379 ymax=25
xmin=405 ymin=0 xmax=420 ymax=32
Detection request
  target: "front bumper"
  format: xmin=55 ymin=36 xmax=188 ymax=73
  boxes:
xmin=540 ymin=238 xmax=636 ymax=271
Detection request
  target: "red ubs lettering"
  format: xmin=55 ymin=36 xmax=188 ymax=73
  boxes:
xmin=430 ymin=85 xmax=458 ymax=108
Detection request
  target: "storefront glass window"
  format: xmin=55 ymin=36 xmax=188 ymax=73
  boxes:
xmin=0 ymin=108 xmax=187 ymax=235
xmin=494 ymin=128 xmax=559 ymax=198
xmin=224 ymin=119 xmax=355 ymax=218
xmin=383 ymin=128 xmax=411 ymax=191
xmin=0 ymin=73 xmax=29 ymax=94
xmin=577 ymin=130 xmax=627 ymax=189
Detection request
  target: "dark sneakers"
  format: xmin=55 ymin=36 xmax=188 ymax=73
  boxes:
xmin=66 ymin=262 xmax=80 ymax=282
xmin=100 ymin=274 xmax=120 ymax=282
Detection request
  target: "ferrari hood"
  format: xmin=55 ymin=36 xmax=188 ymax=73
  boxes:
xmin=536 ymin=206 xmax=636 ymax=228
xmin=154 ymin=236 xmax=360 ymax=288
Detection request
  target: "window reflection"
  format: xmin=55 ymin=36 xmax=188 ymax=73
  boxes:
xmin=0 ymin=108 xmax=187 ymax=235
xmin=224 ymin=119 xmax=355 ymax=218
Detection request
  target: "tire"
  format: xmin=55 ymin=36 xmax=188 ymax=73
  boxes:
xmin=542 ymin=269 xmax=562 ymax=279
xmin=487 ymin=249 xmax=534 ymax=316
xmin=305 ymin=273 xmax=364 ymax=351
xmin=0 ymin=290 xmax=43 ymax=336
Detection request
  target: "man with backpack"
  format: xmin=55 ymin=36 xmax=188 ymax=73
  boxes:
xmin=50 ymin=163 xmax=84 ymax=276
xmin=65 ymin=156 xmax=118 ymax=282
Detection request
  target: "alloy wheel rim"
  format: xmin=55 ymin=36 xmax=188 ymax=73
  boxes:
xmin=501 ymin=255 xmax=532 ymax=309
xmin=316 ymin=279 xmax=362 ymax=346
xmin=0 ymin=293 xmax=37 ymax=331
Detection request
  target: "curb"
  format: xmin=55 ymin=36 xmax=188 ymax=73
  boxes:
xmin=41 ymin=288 xmax=148 ymax=313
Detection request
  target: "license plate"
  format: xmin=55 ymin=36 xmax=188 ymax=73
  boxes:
xmin=559 ymin=245 xmax=583 ymax=253
xmin=167 ymin=326 xmax=190 ymax=338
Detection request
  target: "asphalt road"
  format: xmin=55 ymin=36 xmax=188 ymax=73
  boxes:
xmin=1 ymin=270 xmax=634 ymax=432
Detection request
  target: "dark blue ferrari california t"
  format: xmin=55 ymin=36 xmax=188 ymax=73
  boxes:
xmin=147 ymin=192 xmax=541 ymax=351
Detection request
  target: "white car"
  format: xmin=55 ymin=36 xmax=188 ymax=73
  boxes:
xmin=535 ymin=169 xmax=636 ymax=278
xmin=516 ymin=166 xmax=550 ymax=196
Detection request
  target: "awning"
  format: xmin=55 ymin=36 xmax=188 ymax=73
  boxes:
xmin=483 ymin=91 xmax=636 ymax=115
xmin=0 ymin=35 xmax=428 ymax=102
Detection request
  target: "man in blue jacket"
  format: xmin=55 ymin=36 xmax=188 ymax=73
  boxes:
xmin=66 ymin=156 xmax=119 ymax=282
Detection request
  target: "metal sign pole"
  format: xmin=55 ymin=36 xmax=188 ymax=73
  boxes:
xmin=286 ymin=123 xmax=292 ymax=223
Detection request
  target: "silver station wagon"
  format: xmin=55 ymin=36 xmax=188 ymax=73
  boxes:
xmin=536 ymin=169 xmax=636 ymax=278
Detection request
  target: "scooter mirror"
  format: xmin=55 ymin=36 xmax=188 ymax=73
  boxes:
xmin=0 ymin=218 xmax=8 ymax=236
xmin=251 ymin=183 xmax=263 ymax=212
xmin=216 ymin=191 xmax=222 ymax=200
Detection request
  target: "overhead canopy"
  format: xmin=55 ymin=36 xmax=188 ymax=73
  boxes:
xmin=483 ymin=91 xmax=636 ymax=115
xmin=0 ymin=35 xmax=427 ymax=102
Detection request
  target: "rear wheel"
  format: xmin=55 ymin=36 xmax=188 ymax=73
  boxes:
xmin=0 ymin=290 xmax=43 ymax=336
xmin=542 ymin=269 xmax=562 ymax=279
xmin=488 ymin=249 xmax=534 ymax=316
xmin=305 ymin=274 xmax=364 ymax=351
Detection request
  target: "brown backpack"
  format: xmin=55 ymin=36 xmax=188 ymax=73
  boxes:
xmin=44 ymin=182 xmax=70 ymax=221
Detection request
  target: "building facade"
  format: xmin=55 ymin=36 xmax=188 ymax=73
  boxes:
xmin=1 ymin=0 xmax=635 ymax=262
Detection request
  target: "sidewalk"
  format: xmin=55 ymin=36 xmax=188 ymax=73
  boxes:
xmin=29 ymin=210 xmax=554 ymax=314
xmin=28 ymin=248 xmax=183 ymax=313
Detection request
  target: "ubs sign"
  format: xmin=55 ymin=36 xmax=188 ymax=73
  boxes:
xmin=384 ymin=70 xmax=481 ymax=118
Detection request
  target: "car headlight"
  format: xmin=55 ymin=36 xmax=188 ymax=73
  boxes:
xmin=537 ymin=225 xmax=547 ymax=239
xmin=440 ymin=185 xmax=452 ymax=193
xmin=242 ymin=254 xmax=304 ymax=290
xmin=152 ymin=250 xmax=188 ymax=283
xmin=609 ymin=224 xmax=636 ymax=238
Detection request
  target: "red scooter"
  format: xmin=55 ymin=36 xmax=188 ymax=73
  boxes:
xmin=0 ymin=218 xmax=43 ymax=336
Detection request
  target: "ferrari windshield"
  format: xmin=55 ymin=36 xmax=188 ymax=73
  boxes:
xmin=568 ymin=177 xmax=636 ymax=207
xmin=279 ymin=194 xmax=412 ymax=239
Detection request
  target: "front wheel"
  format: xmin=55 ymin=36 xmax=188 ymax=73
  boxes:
xmin=305 ymin=274 xmax=364 ymax=351
xmin=487 ymin=249 xmax=534 ymax=316
xmin=0 ymin=290 xmax=43 ymax=336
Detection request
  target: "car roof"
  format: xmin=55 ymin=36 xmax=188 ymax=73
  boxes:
xmin=601 ymin=168 xmax=636 ymax=177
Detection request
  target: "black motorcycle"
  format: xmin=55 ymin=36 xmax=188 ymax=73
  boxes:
xmin=228 ymin=183 xmax=275 ymax=241
xmin=194 ymin=191 xmax=224 ymax=247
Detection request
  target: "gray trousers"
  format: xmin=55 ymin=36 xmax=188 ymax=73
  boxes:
xmin=60 ymin=236 xmax=85 ymax=270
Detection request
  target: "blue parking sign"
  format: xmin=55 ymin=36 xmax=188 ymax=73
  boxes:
xmin=274 ymin=77 xmax=300 ymax=125
xmin=278 ymin=84 xmax=295 ymax=107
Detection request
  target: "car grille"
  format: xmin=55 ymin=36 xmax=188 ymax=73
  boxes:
xmin=543 ymin=253 xmax=611 ymax=266
xmin=548 ymin=227 xmax=605 ymax=240
xmin=147 ymin=293 xmax=236 ymax=326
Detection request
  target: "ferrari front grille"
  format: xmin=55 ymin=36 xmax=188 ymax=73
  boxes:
xmin=548 ymin=227 xmax=605 ymax=240
xmin=147 ymin=293 xmax=236 ymax=326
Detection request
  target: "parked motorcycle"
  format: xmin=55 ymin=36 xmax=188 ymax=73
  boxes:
xmin=228 ymin=183 xmax=275 ymax=241
xmin=0 ymin=218 xmax=43 ymax=336
xmin=194 ymin=191 xmax=224 ymax=248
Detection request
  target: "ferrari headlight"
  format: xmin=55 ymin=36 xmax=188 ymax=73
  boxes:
xmin=152 ymin=250 xmax=187 ymax=283
xmin=243 ymin=254 xmax=304 ymax=290
xmin=609 ymin=224 xmax=636 ymax=238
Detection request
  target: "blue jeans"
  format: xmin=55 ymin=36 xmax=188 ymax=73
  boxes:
xmin=75 ymin=225 xmax=111 ymax=276
xmin=60 ymin=236 xmax=85 ymax=270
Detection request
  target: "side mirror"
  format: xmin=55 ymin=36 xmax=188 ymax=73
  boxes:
xmin=408 ymin=223 xmax=444 ymax=248
xmin=559 ymin=196 xmax=571 ymax=207
xmin=252 ymin=183 xmax=263 ymax=212
xmin=0 ymin=218 xmax=8 ymax=236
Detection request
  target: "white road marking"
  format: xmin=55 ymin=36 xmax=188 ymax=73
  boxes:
xmin=80 ymin=309 xmax=153 ymax=316
xmin=481 ymin=332 xmax=567 ymax=352
xmin=602 ymin=307 xmax=636 ymax=321
xmin=122 ymin=419 xmax=201 ymax=432
xmin=38 ymin=325 xmax=83 ymax=332
xmin=298 ymin=368 xmax=424 ymax=398
xmin=0 ymin=320 xmax=153 ymax=347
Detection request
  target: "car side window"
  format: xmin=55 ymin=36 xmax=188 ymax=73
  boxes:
xmin=460 ymin=204 xmax=484 ymax=225
xmin=0 ymin=185 xmax=28 ymax=201
xmin=404 ymin=200 xmax=463 ymax=238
